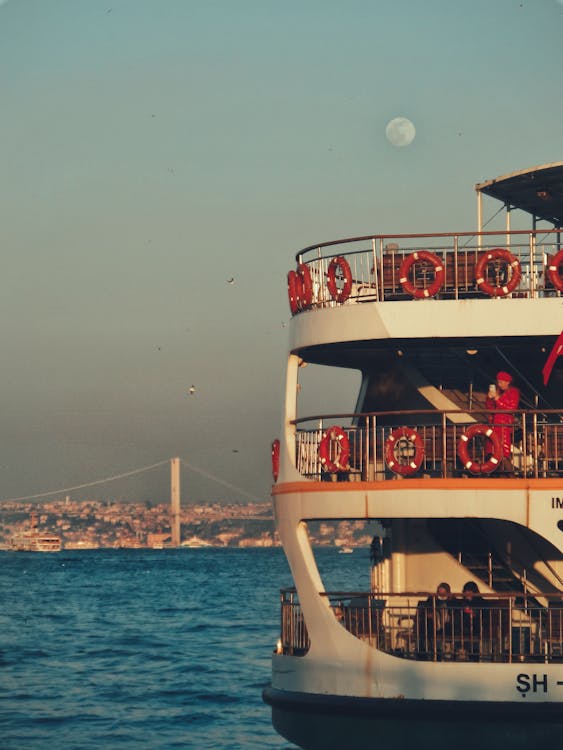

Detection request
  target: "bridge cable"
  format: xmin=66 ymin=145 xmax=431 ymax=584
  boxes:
xmin=1 ymin=459 xmax=170 ymax=503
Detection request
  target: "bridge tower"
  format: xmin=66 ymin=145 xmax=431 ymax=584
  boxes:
xmin=170 ymin=457 xmax=181 ymax=546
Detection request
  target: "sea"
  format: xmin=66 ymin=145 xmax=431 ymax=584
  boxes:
xmin=0 ymin=546 xmax=369 ymax=749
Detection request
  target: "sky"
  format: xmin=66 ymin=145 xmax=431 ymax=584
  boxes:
xmin=1 ymin=0 xmax=562 ymax=505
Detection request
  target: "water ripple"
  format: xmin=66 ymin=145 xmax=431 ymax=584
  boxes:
xmin=0 ymin=547 xmax=356 ymax=749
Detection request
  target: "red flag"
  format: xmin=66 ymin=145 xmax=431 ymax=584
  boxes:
xmin=542 ymin=330 xmax=563 ymax=386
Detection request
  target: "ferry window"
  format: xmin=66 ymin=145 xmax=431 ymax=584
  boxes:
xmin=296 ymin=363 xmax=360 ymax=420
xmin=303 ymin=519 xmax=381 ymax=591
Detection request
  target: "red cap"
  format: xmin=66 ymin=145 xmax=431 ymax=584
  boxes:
xmin=496 ymin=371 xmax=513 ymax=383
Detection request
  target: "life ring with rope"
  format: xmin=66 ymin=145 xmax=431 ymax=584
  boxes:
xmin=457 ymin=424 xmax=502 ymax=474
xmin=475 ymin=248 xmax=521 ymax=297
xmin=399 ymin=251 xmax=445 ymax=299
xmin=319 ymin=426 xmax=350 ymax=473
xmin=327 ymin=256 xmax=353 ymax=303
xmin=547 ymin=249 xmax=563 ymax=292
xmin=271 ymin=439 xmax=280 ymax=482
xmin=384 ymin=427 xmax=424 ymax=476
xmin=287 ymin=263 xmax=313 ymax=314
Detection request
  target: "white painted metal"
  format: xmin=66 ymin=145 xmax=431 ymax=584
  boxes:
xmin=267 ymin=168 xmax=563 ymax=748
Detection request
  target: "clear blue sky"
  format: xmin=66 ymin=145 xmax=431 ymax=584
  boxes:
xmin=1 ymin=0 xmax=562 ymax=504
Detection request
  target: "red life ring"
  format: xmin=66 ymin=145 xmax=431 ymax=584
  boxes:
xmin=296 ymin=263 xmax=313 ymax=309
xmin=384 ymin=427 xmax=424 ymax=476
xmin=319 ymin=426 xmax=350 ymax=472
xmin=327 ymin=256 xmax=353 ymax=303
xmin=547 ymin=249 xmax=563 ymax=292
xmin=457 ymin=424 xmax=502 ymax=474
xmin=287 ymin=270 xmax=299 ymax=314
xmin=475 ymin=248 xmax=521 ymax=297
xmin=271 ymin=439 xmax=280 ymax=482
xmin=287 ymin=264 xmax=313 ymax=314
xmin=399 ymin=251 xmax=445 ymax=299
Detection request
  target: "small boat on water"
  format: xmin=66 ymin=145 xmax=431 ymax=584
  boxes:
xmin=181 ymin=537 xmax=213 ymax=548
xmin=337 ymin=546 xmax=353 ymax=554
xmin=9 ymin=512 xmax=62 ymax=552
xmin=264 ymin=162 xmax=563 ymax=749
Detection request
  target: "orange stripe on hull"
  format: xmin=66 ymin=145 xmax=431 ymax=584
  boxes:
xmin=272 ymin=477 xmax=562 ymax=495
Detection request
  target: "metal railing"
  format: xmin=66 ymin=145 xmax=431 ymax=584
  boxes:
xmin=280 ymin=588 xmax=311 ymax=655
xmin=279 ymin=589 xmax=563 ymax=663
xmin=294 ymin=409 xmax=563 ymax=481
xmin=290 ymin=230 xmax=562 ymax=309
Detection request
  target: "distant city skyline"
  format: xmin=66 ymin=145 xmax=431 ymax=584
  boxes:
xmin=1 ymin=0 xmax=562 ymax=503
xmin=0 ymin=497 xmax=372 ymax=550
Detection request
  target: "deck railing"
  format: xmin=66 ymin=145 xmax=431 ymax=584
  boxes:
xmin=279 ymin=589 xmax=563 ymax=663
xmin=290 ymin=230 xmax=562 ymax=310
xmin=280 ymin=588 xmax=311 ymax=656
xmin=294 ymin=409 xmax=563 ymax=481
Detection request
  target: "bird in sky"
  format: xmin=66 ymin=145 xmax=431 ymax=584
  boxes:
xmin=188 ymin=385 xmax=196 ymax=396
xmin=227 ymin=277 xmax=235 ymax=284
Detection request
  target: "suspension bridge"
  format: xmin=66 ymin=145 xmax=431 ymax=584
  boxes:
xmin=0 ymin=457 xmax=264 ymax=547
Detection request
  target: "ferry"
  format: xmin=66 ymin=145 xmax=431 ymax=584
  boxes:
xmin=9 ymin=512 xmax=62 ymax=552
xmin=263 ymin=162 xmax=563 ymax=749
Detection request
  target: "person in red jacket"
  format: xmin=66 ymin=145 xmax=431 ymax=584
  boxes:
xmin=485 ymin=371 xmax=520 ymax=466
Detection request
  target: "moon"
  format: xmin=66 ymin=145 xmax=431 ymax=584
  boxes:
xmin=385 ymin=117 xmax=416 ymax=147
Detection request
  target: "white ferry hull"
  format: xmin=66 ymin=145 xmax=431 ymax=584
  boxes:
xmin=9 ymin=514 xmax=62 ymax=552
xmin=266 ymin=163 xmax=563 ymax=747
xmin=266 ymin=646 xmax=563 ymax=748
xmin=9 ymin=535 xmax=62 ymax=552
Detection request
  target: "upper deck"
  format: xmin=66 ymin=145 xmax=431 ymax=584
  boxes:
xmin=287 ymin=228 xmax=561 ymax=311
xmin=287 ymin=163 xmax=563 ymax=341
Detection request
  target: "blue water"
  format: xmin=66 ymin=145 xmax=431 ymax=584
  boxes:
xmin=0 ymin=547 xmax=368 ymax=749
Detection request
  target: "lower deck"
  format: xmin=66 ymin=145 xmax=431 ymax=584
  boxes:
xmin=280 ymin=589 xmax=563 ymax=664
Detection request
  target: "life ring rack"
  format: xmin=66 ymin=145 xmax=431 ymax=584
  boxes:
xmin=475 ymin=248 xmax=522 ymax=297
xmin=319 ymin=426 xmax=350 ymax=473
xmin=399 ymin=250 xmax=445 ymax=299
xmin=327 ymin=256 xmax=353 ymax=303
xmin=384 ymin=426 xmax=424 ymax=476
xmin=547 ymin=249 xmax=563 ymax=292
xmin=457 ymin=424 xmax=502 ymax=475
